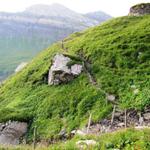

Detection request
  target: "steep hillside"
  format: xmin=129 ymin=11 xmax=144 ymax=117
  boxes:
xmin=0 ymin=3 xmax=111 ymax=81
xmin=0 ymin=15 xmax=150 ymax=142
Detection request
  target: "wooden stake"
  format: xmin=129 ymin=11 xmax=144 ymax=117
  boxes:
xmin=111 ymin=105 xmax=116 ymax=126
xmin=33 ymin=126 xmax=37 ymax=150
xmin=87 ymin=113 xmax=92 ymax=134
xmin=139 ymin=112 xmax=144 ymax=126
xmin=124 ymin=109 xmax=127 ymax=128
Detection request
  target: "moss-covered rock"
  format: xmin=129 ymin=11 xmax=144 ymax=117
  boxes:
xmin=129 ymin=3 xmax=150 ymax=16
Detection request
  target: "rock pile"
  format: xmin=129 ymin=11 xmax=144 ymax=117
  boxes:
xmin=129 ymin=3 xmax=150 ymax=16
xmin=72 ymin=107 xmax=150 ymax=136
xmin=48 ymin=54 xmax=83 ymax=85
xmin=0 ymin=121 xmax=27 ymax=145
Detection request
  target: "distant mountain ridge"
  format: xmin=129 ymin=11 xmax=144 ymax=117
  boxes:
xmin=0 ymin=3 xmax=112 ymax=81
xmin=85 ymin=11 xmax=112 ymax=22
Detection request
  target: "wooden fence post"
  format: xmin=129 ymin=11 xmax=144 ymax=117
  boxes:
xmin=111 ymin=105 xmax=116 ymax=126
xmin=87 ymin=113 xmax=92 ymax=134
xmin=33 ymin=126 xmax=37 ymax=150
xmin=124 ymin=109 xmax=127 ymax=128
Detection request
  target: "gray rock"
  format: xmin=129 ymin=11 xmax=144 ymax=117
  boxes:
xmin=76 ymin=129 xmax=87 ymax=136
xmin=0 ymin=121 xmax=27 ymax=145
xmin=71 ymin=64 xmax=82 ymax=75
xmin=71 ymin=130 xmax=76 ymax=134
xmin=59 ymin=129 xmax=66 ymax=137
xmin=48 ymin=54 xmax=82 ymax=85
xmin=129 ymin=3 xmax=150 ymax=16
xmin=0 ymin=123 xmax=5 ymax=131
xmin=76 ymin=140 xmax=97 ymax=148
xmin=143 ymin=113 xmax=150 ymax=120
xmin=117 ymin=123 xmax=125 ymax=127
xmin=139 ymin=116 xmax=144 ymax=126
xmin=106 ymin=94 xmax=116 ymax=102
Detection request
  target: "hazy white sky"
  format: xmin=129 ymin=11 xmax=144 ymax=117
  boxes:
xmin=0 ymin=0 xmax=150 ymax=16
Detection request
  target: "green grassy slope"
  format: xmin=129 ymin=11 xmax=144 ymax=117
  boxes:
xmin=0 ymin=15 xmax=150 ymax=140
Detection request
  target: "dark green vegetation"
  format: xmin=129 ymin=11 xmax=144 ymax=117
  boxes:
xmin=0 ymin=15 xmax=150 ymax=142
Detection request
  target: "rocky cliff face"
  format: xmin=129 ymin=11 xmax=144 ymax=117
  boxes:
xmin=129 ymin=3 xmax=150 ymax=16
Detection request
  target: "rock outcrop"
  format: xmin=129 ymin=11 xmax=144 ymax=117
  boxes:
xmin=48 ymin=54 xmax=82 ymax=85
xmin=72 ymin=107 xmax=150 ymax=136
xmin=0 ymin=121 xmax=27 ymax=145
xmin=129 ymin=3 xmax=150 ymax=16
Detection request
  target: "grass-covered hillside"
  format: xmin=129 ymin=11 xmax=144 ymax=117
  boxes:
xmin=0 ymin=15 xmax=150 ymax=141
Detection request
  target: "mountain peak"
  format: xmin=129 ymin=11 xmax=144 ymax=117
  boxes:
xmin=24 ymin=3 xmax=75 ymax=17
xmin=25 ymin=3 xmax=67 ymax=10
xmin=24 ymin=3 xmax=100 ymax=26
xmin=50 ymin=3 xmax=68 ymax=8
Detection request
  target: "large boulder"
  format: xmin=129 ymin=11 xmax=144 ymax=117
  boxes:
xmin=0 ymin=121 xmax=27 ymax=145
xmin=48 ymin=54 xmax=83 ymax=85
xmin=129 ymin=3 xmax=150 ymax=16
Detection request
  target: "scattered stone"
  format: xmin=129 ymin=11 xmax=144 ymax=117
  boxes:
xmin=139 ymin=116 xmax=144 ymax=126
xmin=71 ymin=130 xmax=76 ymax=134
xmin=0 ymin=123 xmax=5 ymax=131
xmin=15 ymin=62 xmax=28 ymax=73
xmin=117 ymin=123 xmax=125 ymax=127
xmin=129 ymin=3 xmax=150 ymax=16
xmin=71 ymin=108 xmax=150 ymax=140
xmin=143 ymin=113 xmax=150 ymax=120
xmin=59 ymin=129 xmax=67 ymax=139
xmin=48 ymin=54 xmax=82 ymax=85
xmin=76 ymin=130 xmax=86 ymax=136
xmin=76 ymin=140 xmax=97 ymax=149
xmin=100 ymin=125 xmax=111 ymax=133
xmin=0 ymin=121 xmax=27 ymax=145
xmin=114 ymin=112 xmax=123 ymax=118
xmin=106 ymin=94 xmax=116 ymax=102
xmin=133 ymin=89 xmax=139 ymax=94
